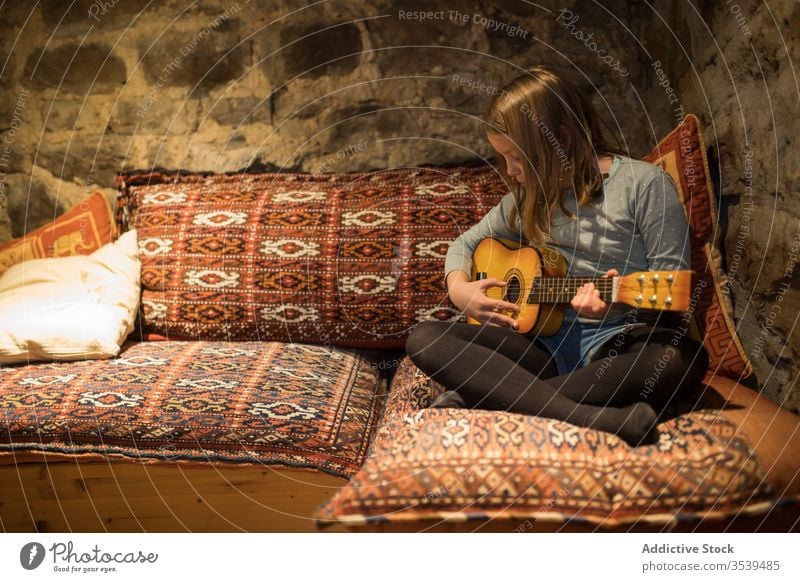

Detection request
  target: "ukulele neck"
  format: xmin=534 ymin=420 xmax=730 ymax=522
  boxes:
xmin=527 ymin=276 xmax=618 ymax=304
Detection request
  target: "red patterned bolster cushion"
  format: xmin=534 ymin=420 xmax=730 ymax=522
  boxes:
xmin=114 ymin=167 xmax=507 ymax=346
xmin=643 ymin=115 xmax=752 ymax=380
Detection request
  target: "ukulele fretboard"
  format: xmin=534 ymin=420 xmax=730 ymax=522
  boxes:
xmin=526 ymin=277 xmax=615 ymax=304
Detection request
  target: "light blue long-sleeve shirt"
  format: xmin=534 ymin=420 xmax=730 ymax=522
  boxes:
xmin=443 ymin=155 xmax=692 ymax=322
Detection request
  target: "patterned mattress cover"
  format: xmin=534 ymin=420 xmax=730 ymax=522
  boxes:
xmin=0 ymin=340 xmax=388 ymax=479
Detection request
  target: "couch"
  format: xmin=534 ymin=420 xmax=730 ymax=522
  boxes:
xmin=1 ymin=115 xmax=798 ymax=532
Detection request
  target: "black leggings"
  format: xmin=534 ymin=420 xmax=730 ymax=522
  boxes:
xmin=405 ymin=320 xmax=709 ymax=445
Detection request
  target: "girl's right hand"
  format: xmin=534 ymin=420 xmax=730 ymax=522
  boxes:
xmin=449 ymin=278 xmax=520 ymax=329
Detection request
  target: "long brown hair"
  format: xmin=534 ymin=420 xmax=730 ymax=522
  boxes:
xmin=485 ymin=66 xmax=625 ymax=246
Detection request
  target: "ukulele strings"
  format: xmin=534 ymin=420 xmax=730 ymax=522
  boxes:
xmin=483 ymin=282 xmax=615 ymax=296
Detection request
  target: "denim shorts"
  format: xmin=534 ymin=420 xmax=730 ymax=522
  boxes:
xmin=533 ymin=311 xmax=648 ymax=376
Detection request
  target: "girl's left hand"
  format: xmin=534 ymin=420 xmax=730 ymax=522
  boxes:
xmin=570 ymin=269 xmax=619 ymax=318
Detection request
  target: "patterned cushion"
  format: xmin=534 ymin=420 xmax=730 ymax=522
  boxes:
xmin=314 ymin=356 xmax=781 ymax=529
xmin=114 ymin=167 xmax=507 ymax=346
xmin=643 ymin=115 xmax=752 ymax=379
xmin=0 ymin=340 xmax=386 ymax=479
xmin=0 ymin=191 xmax=115 ymax=277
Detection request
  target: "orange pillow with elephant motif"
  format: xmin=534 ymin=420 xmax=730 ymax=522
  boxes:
xmin=0 ymin=191 xmax=116 ymax=277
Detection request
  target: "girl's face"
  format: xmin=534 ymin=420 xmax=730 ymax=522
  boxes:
xmin=487 ymin=132 xmax=526 ymax=184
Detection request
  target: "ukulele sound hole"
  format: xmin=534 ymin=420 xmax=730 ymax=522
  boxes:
xmin=505 ymin=276 xmax=522 ymax=303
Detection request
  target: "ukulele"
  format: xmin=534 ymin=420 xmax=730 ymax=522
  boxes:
xmin=467 ymin=237 xmax=693 ymax=336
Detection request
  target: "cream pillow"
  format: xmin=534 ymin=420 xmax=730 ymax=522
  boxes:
xmin=0 ymin=229 xmax=141 ymax=363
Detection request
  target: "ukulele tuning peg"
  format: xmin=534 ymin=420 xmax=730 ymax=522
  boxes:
xmin=665 ymin=296 xmax=672 ymax=305
xmin=635 ymin=294 xmax=643 ymax=304
xmin=650 ymin=294 xmax=658 ymax=303
xmin=638 ymin=274 xmax=646 ymax=282
xmin=666 ymin=273 xmax=674 ymax=282
xmin=653 ymin=273 xmax=660 ymax=282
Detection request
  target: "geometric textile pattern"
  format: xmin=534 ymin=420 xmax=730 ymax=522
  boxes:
xmin=0 ymin=190 xmax=116 ymax=277
xmin=0 ymin=340 xmax=387 ymax=479
xmin=114 ymin=166 xmax=506 ymax=347
xmin=315 ymin=356 xmax=777 ymax=528
xmin=643 ymin=115 xmax=752 ymax=379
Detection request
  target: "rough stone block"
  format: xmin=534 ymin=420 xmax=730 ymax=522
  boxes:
xmin=3 ymin=166 xmax=90 ymax=236
xmin=42 ymin=97 xmax=115 ymax=133
xmin=0 ymin=53 xmax=12 ymax=83
xmin=37 ymin=135 xmax=130 ymax=184
xmin=260 ymin=21 xmax=362 ymax=83
xmin=0 ymin=203 xmax=11 ymax=244
xmin=321 ymin=104 xmax=415 ymax=147
xmin=207 ymin=96 xmax=272 ymax=126
xmin=272 ymin=79 xmax=375 ymax=123
xmin=141 ymin=138 xmax=257 ymax=173
xmin=139 ymin=21 xmax=249 ymax=94
xmin=24 ymin=43 xmax=126 ymax=93
xmin=110 ymin=98 xmax=200 ymax=135
xmin=0 ymin=5 xmax=38 ymax=30
xmin=40 ymin=0 xmax=153 ymax=34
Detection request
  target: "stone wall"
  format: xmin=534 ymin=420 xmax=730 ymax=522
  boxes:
xmin=0 ymin=1 xmax=797 ymax=410
xmin=1 ymin=0 xmax=675 ymax=240
xmin=655 ymin=0 xmax=798 ymax=411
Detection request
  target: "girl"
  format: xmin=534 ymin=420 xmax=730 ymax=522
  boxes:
xmin=405 ymin=66 xmax=709 ymax=447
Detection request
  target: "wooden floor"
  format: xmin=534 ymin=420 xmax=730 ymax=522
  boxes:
xmin=0 ymin=454 xmax=346 ymax=532
xmin=343 ymin=507 xmax=800 ymax=533
xmin=3 ymin=455 xmax=797 ymax=533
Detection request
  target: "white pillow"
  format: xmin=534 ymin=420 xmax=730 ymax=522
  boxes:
xmin=0 ymin=229 xmax=141 ymax=363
